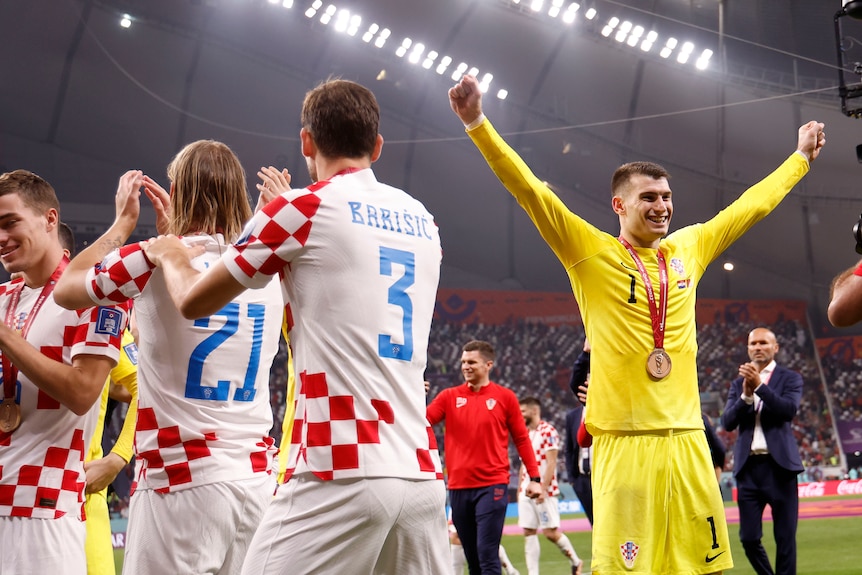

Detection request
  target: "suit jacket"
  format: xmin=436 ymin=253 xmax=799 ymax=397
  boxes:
xmin=565 ymin=405 xmax=583 ymax=482
xmin=721 ymin=364 xmax=804 ymax=476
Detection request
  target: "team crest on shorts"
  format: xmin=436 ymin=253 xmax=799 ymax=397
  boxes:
xmin=486 ymin=398 xmax=496 ymax=410
xmin=620 ymin=540 xmax=640 ymax=569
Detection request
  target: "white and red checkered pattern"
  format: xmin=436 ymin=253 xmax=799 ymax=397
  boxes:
xmin=87 ymin=243 xmax=153 ymax=303
xmin=224 ymin=169 xmax=443 ymax=481
xmin=520 ymin=420 xmax=560 ymax=497
xmin=86 ymin=234 xmax=283 ymax=493
xmin=0 ymin=278 xmax=126 ymax=519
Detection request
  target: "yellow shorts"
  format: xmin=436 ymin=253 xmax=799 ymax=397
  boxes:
xmin=591 ymin=429 xmax=733 ymax=574
xmin=84 ymin=489 xmax=116 ymax=575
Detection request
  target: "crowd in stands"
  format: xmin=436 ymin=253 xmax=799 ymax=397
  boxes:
xmin=106 ymin=301 xmax=853 ymax=516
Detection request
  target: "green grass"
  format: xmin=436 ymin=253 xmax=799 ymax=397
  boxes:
xmin=113 ymin=511 xmax=862 ymax=574
xmin=497 ymin=514 xmax=862 ymax=574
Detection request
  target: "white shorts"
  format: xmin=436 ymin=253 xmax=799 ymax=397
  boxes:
xmin=517 ymin=495 xmax=561 ymax=531
xmin=124 ymin=474 xmax=275 ymax=575
xmin=0 ymin=515 xmax=86 ymax=575
xmin=241 ymin=474 xmax=450 ymax=575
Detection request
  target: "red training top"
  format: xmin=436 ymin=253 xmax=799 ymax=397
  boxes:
xmin=427 ymin=382 xmax=540 ymax=489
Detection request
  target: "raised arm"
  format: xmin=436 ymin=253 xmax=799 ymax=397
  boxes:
xmin=143 ymin=236 xmax=244 ymax=319
xmin=828 ymin=261 xmax=862 ymax=327
xmin=55 ymin=170 xmax=144 ymax=310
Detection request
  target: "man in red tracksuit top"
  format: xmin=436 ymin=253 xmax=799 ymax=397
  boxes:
xmin=427 ymin=339 xmax=542 ymax=575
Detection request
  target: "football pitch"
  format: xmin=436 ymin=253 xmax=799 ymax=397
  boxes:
xmin=113 ymin=496 xmax=862 ymax=574
xmin=498 ymin=498 xmax=862 ymax=574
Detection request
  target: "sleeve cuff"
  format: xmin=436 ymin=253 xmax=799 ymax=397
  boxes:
xmin=464 ymin=113 xmax=486 ymax=131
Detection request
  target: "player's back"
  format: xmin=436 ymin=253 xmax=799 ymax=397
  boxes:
xmin=92 ymin=234 xmax=283 ymax=492
xmin=250 ymin=170 xmax=442 ymax=481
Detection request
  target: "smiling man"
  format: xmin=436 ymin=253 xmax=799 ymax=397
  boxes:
xmin=0 ymin=170 xmax=126 ymax=575
xmin=448 ymin=74 xmax=825 ymax=575
xmin=426 ymin=340 xmax=542 ymax=575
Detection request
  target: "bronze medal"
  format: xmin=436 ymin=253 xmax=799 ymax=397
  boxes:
xmin=647 ymin=348 xmax=672 ymax=379
xmin=0 ymin=398 xmax=21 ymax=433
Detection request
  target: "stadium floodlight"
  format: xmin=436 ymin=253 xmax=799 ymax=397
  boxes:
xmin=347 ymin=14 xmax=361 ymax=36
xmin=319 ymin=5 xmax=336 ymax=25
xmin=120 ymin=13 xmax=132 ymax=28
xmin=601 ymin=16 xmax=619 ymax=37
xmin=409 ymin=43 xmax=425 ymax=64
xmin=362 ymin=23 xmax=379 ymax=43
xmin=585 ymin=7 xmax=596 ymax=19
xmin=422 ymin=50 xmax=438 ymax=69
xmin=695 ymin=48 xmax=713 ymax=70
xmin=268 ymin=0 xmax=279 ymax=4
xmin=615 ymin=22 xmax=632 ymax=44
xmin=531 ymin=0 xmax=544 ymax=12
xmin=281 ymin=0 xmax=293 ymax=7
xmin=436 ymin=55 xmax=453 ymax=75
xmin=334 ymin=9 xmax=350 ymax=33
xmin=497 ymin=89 xmax=509 ymax=100
xmin=451 ymin=62 xmax=469 ymax=81
xmin=374 ymin=28 xmax=390 ymax=48
xmin=395 ymin=37 xmax=412 ymax=58
xmin=562 ymin=3 xmax=579 ymax=24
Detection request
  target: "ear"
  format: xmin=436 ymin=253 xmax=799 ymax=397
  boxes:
xmin=370 ymin=134 xmax=384 ymax=163
xmin=611 ymin=195 xmax=625 ymax=216
xmin=45 ymin=207 xmax=59 ymax=230
xmin=169 ymin=181 xmax=175 ymax=197
xmin=300 ymin=127 xmax=315 ymax=158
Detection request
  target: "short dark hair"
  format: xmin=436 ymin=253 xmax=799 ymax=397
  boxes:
xmin=301 ymin=78 xmax=379 ymax=160
xmin=58 ymin=222 xmax=75 ymax=255
xmin=0 ymin=170 xmax=61 ymax=215
xmin=462 ymin=340 xmax=495 ymax=362
xmin=611 ymin=161 xmax=670 ymax=197
xmin=520 ymin=396 xmax=541 ymax=408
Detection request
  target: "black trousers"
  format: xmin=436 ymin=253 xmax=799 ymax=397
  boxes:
xmin=736 ymin=454 xmax=799 ymax=575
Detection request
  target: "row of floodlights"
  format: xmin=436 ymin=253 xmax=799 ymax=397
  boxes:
xmin=601 ymin=18 xmax=713 ymax=69
xmin=508 ymin=0 xmax=713 ymax=69
xmin=116 ymin=0 xmax=712 ymax=102
xmin=298 ymin=0 xmax=509 ymax=100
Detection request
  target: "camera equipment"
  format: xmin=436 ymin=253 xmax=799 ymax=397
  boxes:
xmin=835 ymin=1 xmax=862 ymax=117
xmin=854 ymin=213 xmax=862 ymax=254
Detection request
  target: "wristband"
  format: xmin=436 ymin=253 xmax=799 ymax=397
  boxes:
xmin=530 ymin=476 xmax=541 ymax=483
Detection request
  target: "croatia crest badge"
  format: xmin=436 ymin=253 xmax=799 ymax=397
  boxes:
xmin=486 ymin=398 xmax=497 ymax=410
xmin=620 ymin=540 xmax=640 ymax=569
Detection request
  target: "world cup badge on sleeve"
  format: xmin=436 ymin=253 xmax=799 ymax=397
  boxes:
xmin=95 ymin=307 xmax=123 ymax=336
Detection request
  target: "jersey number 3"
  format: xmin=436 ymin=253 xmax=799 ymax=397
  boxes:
xmin=379 ymin=246 xmax=414 ymax=362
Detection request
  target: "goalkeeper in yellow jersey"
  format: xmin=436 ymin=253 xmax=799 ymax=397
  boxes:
xmin=448 ymin=74 xmax=825 ymax=575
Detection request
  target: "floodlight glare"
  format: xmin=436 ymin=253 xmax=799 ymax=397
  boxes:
xmin=120 ymin=14 xmax=132 ymax=28
xmin=497 ymin=89 xmax=509 ymax=100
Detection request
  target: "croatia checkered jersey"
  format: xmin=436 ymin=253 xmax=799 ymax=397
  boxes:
xmin=85 ymin=234 xmax=283 ymax=493
xmin=519 ymin=420 xmax=561 ymax=497
xmin=224 ymin=168 xmax=443 ymax=482
xmin=0 ymin=276 xmax=127 ymax=520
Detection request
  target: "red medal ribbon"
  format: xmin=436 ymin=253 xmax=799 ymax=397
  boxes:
xmin=2 ymin=256 xmax=70 ymax=402
xmin=618 ymin=237 xmax=668 ymax=350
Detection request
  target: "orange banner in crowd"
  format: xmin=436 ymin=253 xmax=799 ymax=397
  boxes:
xmin=435 ymin=288 xmax=808 ymax=327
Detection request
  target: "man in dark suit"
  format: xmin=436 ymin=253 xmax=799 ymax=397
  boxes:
xmin=721 ymin=326 xmax=804 ymax=575
xmin=564 ymin=343 xmax=593 ymax=525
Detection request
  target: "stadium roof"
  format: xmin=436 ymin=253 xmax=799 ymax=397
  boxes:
xmin=3 ymin=0 xmax=862 ymax=333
